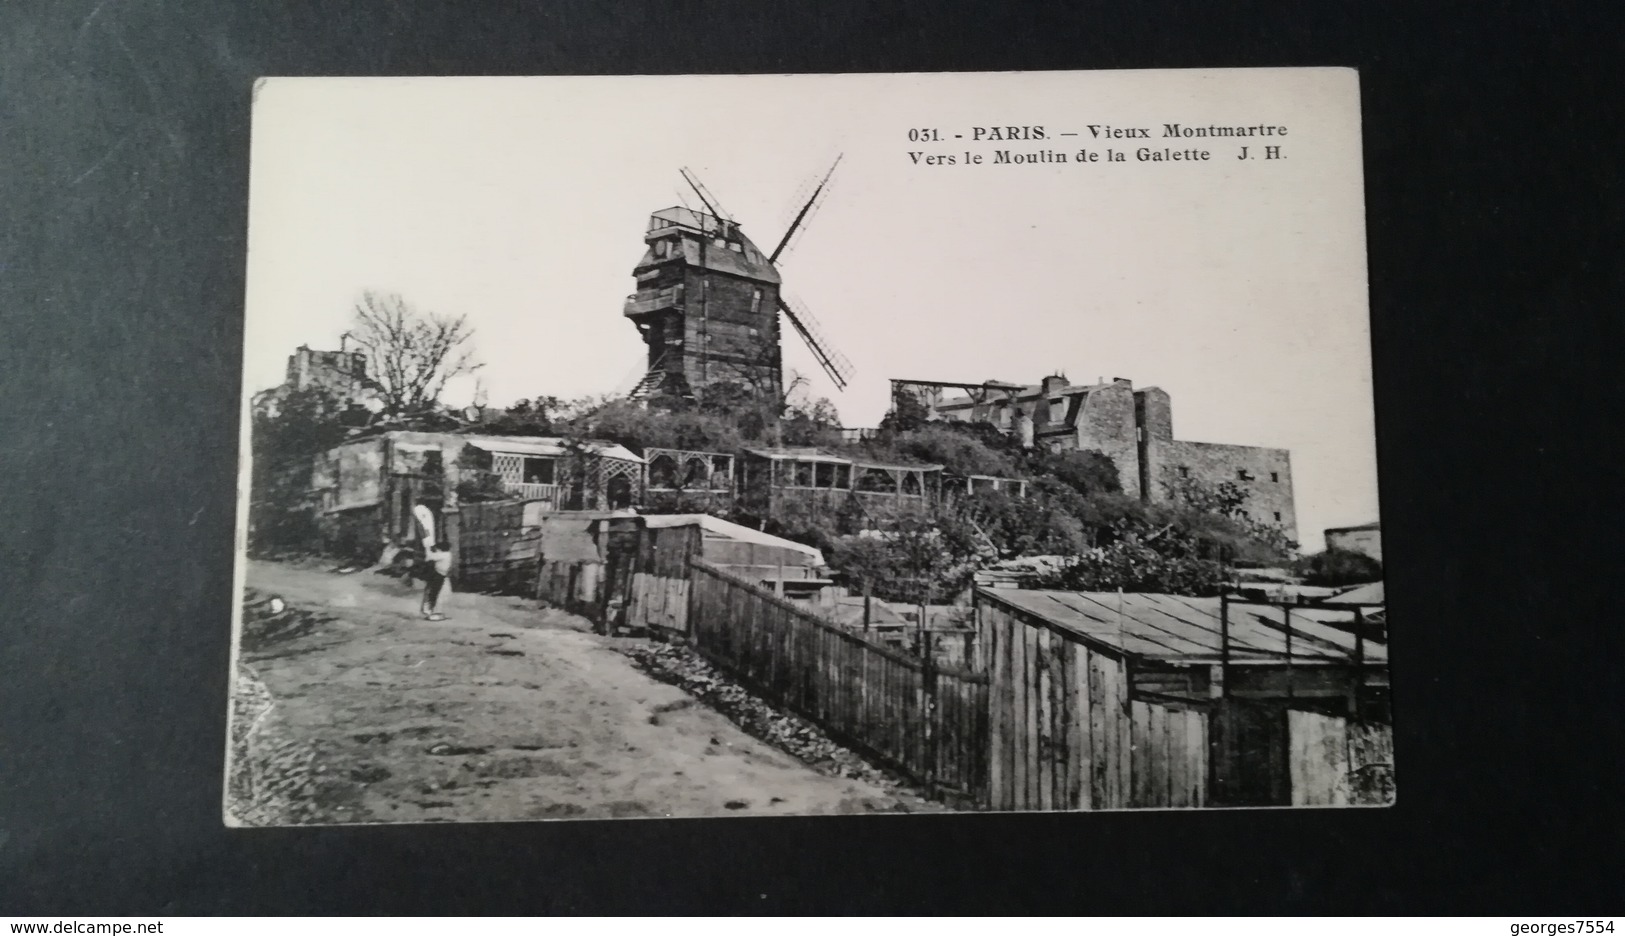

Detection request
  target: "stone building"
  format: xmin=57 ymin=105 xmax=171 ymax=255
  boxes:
xmin=252 ymin=344 xmax=380 ymax=416
xmin=906 ymin=374 xmax=1297 ymax=540
xmin=1324 ymin=521 xmax=1381 ymax=561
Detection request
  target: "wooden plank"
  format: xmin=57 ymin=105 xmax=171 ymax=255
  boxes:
xmin=1048 ymin=629 xmax=1068 ymax=810
xmin=1026 ymin=621 xmax=1041 ymax=809
xmin=990 ymin=611 xmax=1009 ymax=810
xmin=1165 ymin=708 xmax=1188 ymax=808
xmin=1002 ymin=612 xmax=1019 ymax=811
xmin=1087 ymin=647 xmax=1108 ymax=809
xmin=1036 ymin=632 xmax=1053 ymax=811
xmin=1130 ymin=701 xmax=1151 ymax=807
xmin=1111 ymin=655 xmax=1132 ymax=808
xmin=1289 ymin=709 xmax=1351 ymax=806
xmin=1095 ymin=652 xmax=1117 ymax=809
xmin=1066 ymin=640 xmax=1087 ymax=810
xmin=1152 ymin=703 xmax=1171 ymax=808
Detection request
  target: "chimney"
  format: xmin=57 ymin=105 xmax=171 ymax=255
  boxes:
xmin=1040 ymin=374 xmax=1068 ymax=396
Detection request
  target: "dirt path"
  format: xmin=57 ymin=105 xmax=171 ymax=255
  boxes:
xmin=228 ymin=560 xmax=931 ymax=824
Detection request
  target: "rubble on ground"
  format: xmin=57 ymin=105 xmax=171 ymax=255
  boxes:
xmin=239 ymin=588 xmax=326 ymax=654
xmin=618 ymin=639 xmax=927 ymax=799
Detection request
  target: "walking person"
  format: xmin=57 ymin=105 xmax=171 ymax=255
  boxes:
xmin=420 ymin=539 xmax=453 ymax=621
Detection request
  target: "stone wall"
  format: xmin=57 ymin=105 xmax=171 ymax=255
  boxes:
xmin=1152 ymin=440 xmax=1297 ymax=541
xmin=1326 ymin=526 xmax=1382 ymax=561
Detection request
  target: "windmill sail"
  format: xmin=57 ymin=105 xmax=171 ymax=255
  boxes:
xmin=778 ymin=292 xmax=852 ymax=390
xmin=770 ymin=155 xmax=841 ymax=264
xmin=679 ymin=167 xmax=732 ymax=226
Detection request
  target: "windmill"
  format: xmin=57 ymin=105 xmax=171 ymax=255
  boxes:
xmin=621 ymin=159 xmax=853 ymax=404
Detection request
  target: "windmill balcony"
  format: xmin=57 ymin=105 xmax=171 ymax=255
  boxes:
xmin=623 ymin=284 xmax=685 ymax=317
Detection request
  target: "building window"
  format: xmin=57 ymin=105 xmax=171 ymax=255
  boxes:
xmin=522 ymin=458 xmax=555 ymax=485
xmin=648 ymin=453 xmax=677 ymax=488
xmin=1178 ymin=466 xmax=1190 ymax=478
xmin=751 ymin=289 xmax=762 ymax=314
xmin=1271 ymin=472 xmax=1280 ymax=482
xmin=1273 ymin=511 xmax=1282 ymax=522
xmin=815 ymin=462 xmax=836 ymax=488
xmin=1237 ymin=469 xmax=1253 ymax=481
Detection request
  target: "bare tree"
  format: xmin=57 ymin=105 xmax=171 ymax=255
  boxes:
xmin=349 ymin=291 xmax=482 ymax=417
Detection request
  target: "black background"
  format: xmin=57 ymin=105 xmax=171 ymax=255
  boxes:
xmin=3 ymin=0 xmax=1623 ymax=915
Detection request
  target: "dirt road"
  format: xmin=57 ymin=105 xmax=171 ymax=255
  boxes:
xmin=227 ymin=560 xmax=928 ymax=824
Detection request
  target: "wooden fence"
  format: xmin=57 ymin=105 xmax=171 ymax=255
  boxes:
xmin=687 ymin=558 xmax=989 ymax=802
xmin=1288 ymin=709 xmax=1397 ymax=806
xmin=454 ymin=501 xmax=543 ymax=595
xmin=980 ymin=595 xmax=1210 ymax=810
xmin=534 ymin=558 xmax=603 ymax=618
xmin=624 ymin=524 xmax=703 ymax=636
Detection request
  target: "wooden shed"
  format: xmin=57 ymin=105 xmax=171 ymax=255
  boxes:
xmin=596 ymin=513 xmax=830 ymax=636
xmin=975 ymin=588 xmax=1392 ymax=811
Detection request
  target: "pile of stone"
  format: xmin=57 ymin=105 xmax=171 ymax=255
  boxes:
xmin=620 ymin=640 xmax=920 ymax=796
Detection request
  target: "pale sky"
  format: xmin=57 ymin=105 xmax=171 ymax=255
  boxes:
xmin=242 ymin=69 xmax=1377 ymax=551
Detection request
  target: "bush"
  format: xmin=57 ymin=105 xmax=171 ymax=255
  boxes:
xmin=1296 ymin=548 xmax=1383 ymax=587
xmin=1026 ymin=448 xmax=1121 ymax=496
xmin=826 ymin=509 xmax=990 ymax=604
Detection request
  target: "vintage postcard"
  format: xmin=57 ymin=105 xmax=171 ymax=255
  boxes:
xmin=227 ymin=68 xmax=1388 ymax=826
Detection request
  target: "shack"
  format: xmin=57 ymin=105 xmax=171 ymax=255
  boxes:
xmin=737 ymin=447 xmax=943 ymax=525
xmin=603 ymin=513 xmax=830 ymax=635
xmin=975 ymin=588 xmax=1392 ymax=811
xmin=310 ymin=430 xmax=645 ymax=560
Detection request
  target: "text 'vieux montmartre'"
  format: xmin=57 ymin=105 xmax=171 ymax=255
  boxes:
xmin=905 ymin=123 xmax=1290 ymax=166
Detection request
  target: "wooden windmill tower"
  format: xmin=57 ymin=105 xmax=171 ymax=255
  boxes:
xmin=622 ymin=160 xmax=853 ymax=403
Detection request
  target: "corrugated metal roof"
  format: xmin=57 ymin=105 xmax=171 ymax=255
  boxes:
xmin=981 ymin=589 xmax=1386 ymax=665
xmin=463 ymin=435 xmax=645 ymax=464
xmin=641 ymin=513 xmax=824 ymax=564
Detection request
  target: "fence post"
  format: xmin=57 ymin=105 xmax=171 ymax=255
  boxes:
xmin=918 ymin=599 xmax=938 ymax=797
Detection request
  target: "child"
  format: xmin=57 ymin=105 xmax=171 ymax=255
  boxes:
xmin=420 ymin=540 xmax=453 ymax=621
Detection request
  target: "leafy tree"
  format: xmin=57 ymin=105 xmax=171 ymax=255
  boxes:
xmin=893 ymin=425 xmax=1021 ymax=477
xmin=1032 ymin=520 xmax=1231 ymax=596
xmin=1026 ymin=448 xmax=1121 ymax=497
xmin=247 ymin=387 xmax=354 ymax=555
xmin=827 ymin=509 xmax=990 ymax=604
xmin=477 ymin=395 xmax=567 ymax=435
xmin=349 ymin=290 xmax=482 ymax=417
xmin=879 ymin=390 xmax=931 ymax=433
xmin=964 ymin=490 xmax=1087 ymax=557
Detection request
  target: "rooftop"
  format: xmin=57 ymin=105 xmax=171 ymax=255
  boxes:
xmin=461 ymin=435 xmax=645 ymax=464
xmin=743 ymin=447 xmax=943 ymax=471
xmin=1326 ymin=521 xmax=1382 ymax=533
xmin=980 ymin=588 xmax=1386 ymax=666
